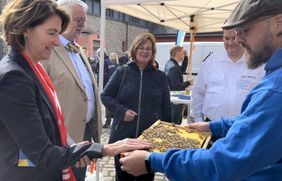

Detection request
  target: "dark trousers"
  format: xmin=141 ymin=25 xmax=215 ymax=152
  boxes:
xmin=171 ymin=104 xmax=184 ymax=125
xmin=104 ymin=108 xmax=112 ymax=126
xmin=72 ymin=166 xmax=87 ymax=181
xmin=114 ymin=155 xmax=154 ymax=181
xmin=72 ymin=122 xmax=93 ymax=181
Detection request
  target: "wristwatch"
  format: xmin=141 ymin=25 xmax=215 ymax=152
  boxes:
xmin=144 ymin=153 xmax=152 ymax=172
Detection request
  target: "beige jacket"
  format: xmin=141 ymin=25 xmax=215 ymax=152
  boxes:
xmin=41 ymin=43 xmax=102 ymax=143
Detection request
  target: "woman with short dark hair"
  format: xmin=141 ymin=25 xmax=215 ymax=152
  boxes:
xmin=101 ymin=32 xmax=171 ymax=181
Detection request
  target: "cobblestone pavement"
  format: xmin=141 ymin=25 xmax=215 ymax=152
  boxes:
xmin=97 ymin=128 xmax=168 ymax=181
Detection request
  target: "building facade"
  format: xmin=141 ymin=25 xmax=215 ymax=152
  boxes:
xmin=0 ymin=0 xmax=222 ymax=59
xmin=0 ymin=0 xmax=154 ymax=58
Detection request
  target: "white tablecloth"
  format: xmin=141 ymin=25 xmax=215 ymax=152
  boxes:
xmin=170 ymin=91 xmax=191 ymax=105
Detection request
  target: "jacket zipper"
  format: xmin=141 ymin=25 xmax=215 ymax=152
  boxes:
xmin=115 ymin=119 xmax=121 ymax=131
xmin=135 ymin=70 xmax=143 ymax=137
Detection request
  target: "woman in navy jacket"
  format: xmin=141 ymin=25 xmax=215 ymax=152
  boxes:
xmin=101 ymin=32 xmax=171 ymax=181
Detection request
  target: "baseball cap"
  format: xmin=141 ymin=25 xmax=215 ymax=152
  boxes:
xmin=223 ymin=0 xmax=282 ymax=29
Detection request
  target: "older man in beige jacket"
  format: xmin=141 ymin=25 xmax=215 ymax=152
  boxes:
xmin=42 ymin=0 xmax=102 ymax=143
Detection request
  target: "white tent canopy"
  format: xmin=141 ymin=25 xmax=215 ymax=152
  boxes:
xmin=98 ymin=0 xmax=240 ymax=93
xmin=102 ymin=0 xmax=240 ymax=32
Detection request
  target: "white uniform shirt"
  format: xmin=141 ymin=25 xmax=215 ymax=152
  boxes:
xmin=191 ymin=50 xmax=265 ymax=122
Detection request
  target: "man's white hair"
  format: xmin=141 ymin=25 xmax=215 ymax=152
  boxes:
xmin=57 ymin=0 xmax=88 ymax=12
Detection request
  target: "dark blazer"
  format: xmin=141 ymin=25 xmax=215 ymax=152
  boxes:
xmin=101 ymin=62 xmax=171 ymax=143
xmin=0 ymin=49 xmax=103 ymax=181
xmin=165 ymin=58 xmax=190 ymax=91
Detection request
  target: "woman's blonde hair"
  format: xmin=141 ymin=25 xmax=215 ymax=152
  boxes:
xmin=0 ymin=0 xmax=69 ymax=50
xmin=109 ymin=52 xmax=119 ymax=64
xmin=129 ymin=32 xmax=157 ymax=65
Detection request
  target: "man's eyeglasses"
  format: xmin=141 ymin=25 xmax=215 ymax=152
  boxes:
xmin=138 ymin=47 xmax=152 ymax=53
xmin=73 ymin=18 xmax=86 ymax=26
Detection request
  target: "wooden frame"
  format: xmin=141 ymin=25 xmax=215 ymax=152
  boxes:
xmin=139 ymin=120 xmax=211 ymax=152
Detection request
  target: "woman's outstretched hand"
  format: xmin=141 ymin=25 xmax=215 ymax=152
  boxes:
xmin=102 ymin=138 xmax=151 ymax=156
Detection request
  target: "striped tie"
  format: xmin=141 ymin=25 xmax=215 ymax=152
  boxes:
xmin=65 ymin=42 xmax=80 ymax=53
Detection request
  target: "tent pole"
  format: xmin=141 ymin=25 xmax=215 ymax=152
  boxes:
xmin=99 ymin=6 xmax=106 ymax=95
xmin=187 ymin=31 xmax=193 ymax=81
xmin=186 ymin=15 xmax=195 ymax=81
xmin=96 ymin=5 xmax=107 ymax=181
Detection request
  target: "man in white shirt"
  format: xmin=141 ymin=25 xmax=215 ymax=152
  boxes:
xmin=191 ymin=29 xmax=265 ymax=122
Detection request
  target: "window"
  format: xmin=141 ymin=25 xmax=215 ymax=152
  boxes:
xmin=122 ymin=41 xmax=126 ymax=52
xmin=129 ymin=16 xmax=139 ymax=25
xmin=84 ymin=0 xmax=93 ymax=14
xmin=93 ymin=40 xmax=100 ymax=52
xmin=124 ymin=14 xmax=129 ymax=22
xmin=93 ymin=0 xmax=101 ymax=15
xmin=118 ymin=12 xmax=123 ymax=21
xmin=81 ymin=0 xmax=152 ymax=29
xmin=106 ymin=9 xmax=114 ymax=18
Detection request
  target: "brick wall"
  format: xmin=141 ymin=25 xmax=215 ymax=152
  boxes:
xmin=0 ymin=0 xmax=11 ymax=58
xmin=86 ymin=15 xmax=149 ymax=58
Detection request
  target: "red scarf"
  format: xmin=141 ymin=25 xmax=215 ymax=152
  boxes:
xmin=22 ymin=52 xmax=76 ymax=181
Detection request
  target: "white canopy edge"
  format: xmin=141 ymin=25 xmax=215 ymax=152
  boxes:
xmin=102 ymin=0 xmax=240 ymax=32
